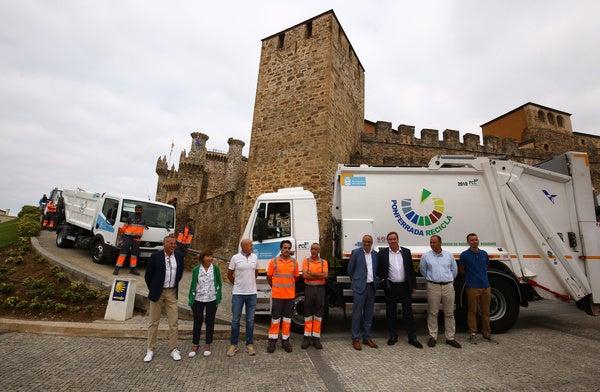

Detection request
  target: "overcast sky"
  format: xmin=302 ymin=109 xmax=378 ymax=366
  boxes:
xmin=1 ymin=1 xmax=599 ymax=216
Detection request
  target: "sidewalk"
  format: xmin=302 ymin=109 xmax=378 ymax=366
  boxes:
xmin=0 ymin=232 xmax=266 ymax=340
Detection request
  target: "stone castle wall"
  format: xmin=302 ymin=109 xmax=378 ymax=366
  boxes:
xmin=357 ymin=121 xmax=600 ymax=192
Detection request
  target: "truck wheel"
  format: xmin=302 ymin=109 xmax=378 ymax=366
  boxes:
xmin=291 ymin=292 xmax=305 ymax=334
xmin=55 ymin=228 xmax=75 ymax=248
xmin=489 ymin=274 xmax=520 ymax=333
xmin=92 ymin=240 xmax=110 ymax=264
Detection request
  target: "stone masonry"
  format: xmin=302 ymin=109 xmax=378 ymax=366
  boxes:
xmin=155 ymin=10 xmax=599 ymax=260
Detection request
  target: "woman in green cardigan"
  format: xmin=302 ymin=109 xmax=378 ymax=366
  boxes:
xmin=188 ymin=249 xmax=222 ymax=357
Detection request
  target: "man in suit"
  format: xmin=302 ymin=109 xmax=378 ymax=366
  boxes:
xmin=378 ymin=231 xmax=423 ymax=348
xmin=143 ymin=235 xmax=185 ymax=362
xmin=347 ymin=234 xmax=379 ymax=350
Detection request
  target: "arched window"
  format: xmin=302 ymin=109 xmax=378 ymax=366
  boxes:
xmin=557 ymin=116 xmax=564 ymax=127
xmin=537 ymin=110 xmax=546 ymax=122
xmin=547 ymin=113 xmax=555 ymax=125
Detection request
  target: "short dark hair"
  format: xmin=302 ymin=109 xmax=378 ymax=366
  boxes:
xmin=431 ymin=234 xmax=442 ymax=242
xmin=280 ymin=239 xmax=292 ymax=249
xmin=198 ymin=249 xmax=214 ymax=262
xmin=466 ymin=233 xmax=478 ymax=240
xmin=135 ymin=205 xmax=143 ymax=210
xmin=386 ymin=231 xmax=399 ymax=240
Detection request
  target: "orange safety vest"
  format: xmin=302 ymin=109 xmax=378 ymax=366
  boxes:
xmin=302 ymin=257 xmax=328 ymax=285
xmin=268 ymin=257 xmax=298 ymax=299
xmin=177 ymin=227 xmax=194 ymax=245
xmin=122 ymin=215 xmax=145 ymax=238
xmin=45 ymin=202 xmax=57 ymax=213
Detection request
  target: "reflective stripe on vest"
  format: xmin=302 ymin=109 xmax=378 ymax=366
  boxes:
xmin=123 ymin=223 xmax=144 ymax=237
xmin=272 ymin=257 xmax=296 ymax=299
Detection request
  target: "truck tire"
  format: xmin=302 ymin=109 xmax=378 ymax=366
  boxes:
xmin=291 ymin=291 xmax=305 ymax=334
xmin=489 ymin=274 xmax=520 ymax=333
xmin=91 ymin=240 xmax=110 ymax=264
xmin=55 ymin=228 xmax=75 ymax=248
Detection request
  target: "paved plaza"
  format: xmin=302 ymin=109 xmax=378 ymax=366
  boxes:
xmin=1 ymin=232 xmax=599 ymax=391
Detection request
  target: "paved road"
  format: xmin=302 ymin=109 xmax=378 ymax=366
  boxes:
xmin=1 ymin=232 xmax=599 ymax=391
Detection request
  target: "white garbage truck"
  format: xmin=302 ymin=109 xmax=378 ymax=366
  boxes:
xmin=241 ymin=151 xmax=600 ymax=333
xmin=55 ymin=189 xmax=176 ymax=265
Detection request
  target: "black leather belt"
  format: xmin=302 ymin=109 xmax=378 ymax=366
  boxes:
xmin=427 ymin=281 xmax=452 ymax=285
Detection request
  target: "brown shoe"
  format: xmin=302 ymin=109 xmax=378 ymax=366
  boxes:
xmin=282 ymin=340 xmax=293 ymax=353
xmin=362 ymin=339 xmax=378 ymax=348
xmin=301 ymin=338 xmax=311 ymax=349
xmin=446 ymin=339 xmax=462 ymax=349
xmin=352 ymin=339 xmax=362 ymax=350
xmin=313 ymin=339 xmax=323 ymax=350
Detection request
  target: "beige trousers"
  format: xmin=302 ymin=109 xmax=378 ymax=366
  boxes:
xmin=426 ymin=282 xmax=456 ymax=340
xmin=147 ymin=287 xmax=179 ymax=352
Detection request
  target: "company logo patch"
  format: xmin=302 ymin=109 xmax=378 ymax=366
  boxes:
xmin=391 ymin=189 xmax=452 ymax=236
xmin=542 ymin=189 xmax=557 ymax=204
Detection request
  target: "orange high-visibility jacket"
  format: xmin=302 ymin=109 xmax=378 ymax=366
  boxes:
xmin=122 ymin=214 xmax=145 ymax=238
xmin=45 ymin=202 xmax=57 ymax=213
xmin=177 ymin=226 xmax=194 ymax=245
xmin=302 ymin=257 xmax=329 ymax=285
xmin=267 ymin=257 xmax=299 ymax=299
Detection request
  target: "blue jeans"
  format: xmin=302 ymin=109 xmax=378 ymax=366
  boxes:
xmin=231 ymin=294 xmax=257 ymax=345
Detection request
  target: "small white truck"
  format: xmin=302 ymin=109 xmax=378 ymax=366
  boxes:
xmin=242 ymin=151 xmax=600 ymax=333
xmin=55 ymin=189 xmax=176 ymax=264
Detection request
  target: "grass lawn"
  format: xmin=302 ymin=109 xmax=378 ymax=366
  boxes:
xmin=0 ymin=218 xmax=20 ymax=248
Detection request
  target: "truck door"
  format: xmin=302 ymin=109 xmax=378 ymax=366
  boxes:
xmin=252 ymin=201 xmax=295 ymax=268
xmin=95 ymin=198 xmax=119 ymax=245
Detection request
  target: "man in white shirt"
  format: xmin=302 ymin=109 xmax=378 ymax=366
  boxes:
xmin=226 ymin=238 xmax=259 ymax=356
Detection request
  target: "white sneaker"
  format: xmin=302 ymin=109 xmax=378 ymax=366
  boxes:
xmin=170 ymin=348 xmax=182 ymax=361
xmin=143 ymin=349 xmax=154 ymax=363
xmin=188 ymin=350 xmax=196 ymax=358
xmin=203 ymin=350 xmax=211 ymax=357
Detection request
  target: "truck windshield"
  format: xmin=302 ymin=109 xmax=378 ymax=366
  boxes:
xmin=121 ymin=199 xmax=175 ymax=229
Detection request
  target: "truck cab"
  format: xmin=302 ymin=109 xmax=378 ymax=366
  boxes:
xmin=56 ymin=189 xmax=175 ymax=265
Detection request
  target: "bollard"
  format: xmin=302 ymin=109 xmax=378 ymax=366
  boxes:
xmin=104 ymin=278 xmax=137 ymax=321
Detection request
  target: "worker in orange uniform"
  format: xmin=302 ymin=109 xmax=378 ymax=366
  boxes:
xmin=266 ymin=240 xmax=299 ymax=353
xmin=301 ymin=242 xmax=328 ymax=350
xmin=113 ymin=205 xmax=145 ymax=276
xmin=42 ymin=200 xmax=57 ymax=231
xmin=176 ymin=218 xmax=195 ymax=256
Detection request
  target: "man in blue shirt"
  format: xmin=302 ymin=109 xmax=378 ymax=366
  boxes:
xmin=419 ymin=235 xmax=461 ymax=348
xmin=459 ymin=233 xmax=498 ymax=344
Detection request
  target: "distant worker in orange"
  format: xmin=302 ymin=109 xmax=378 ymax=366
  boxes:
xmin=114 ymin=205 xmax=145 ymax=276
xmin=176 ymin=218 xmax=195 ymax=256
xmin=301 ymin=242 xmax=328 ymax=350
xmin=42 ymin=200 xmax=57 ymax=231
xmin=266 ymin=240 xmax=299 ymax=353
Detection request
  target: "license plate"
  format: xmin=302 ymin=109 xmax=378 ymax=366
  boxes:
xmin=139 ymin=252 xmax=152 ymax=258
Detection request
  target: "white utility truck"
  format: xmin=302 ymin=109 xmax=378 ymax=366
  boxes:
xmin=55 ymin=189 xmax=176 ymax=265
xmin=242 ymin=152 xmax=600 ymax=333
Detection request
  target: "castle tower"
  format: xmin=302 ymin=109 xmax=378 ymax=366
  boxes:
xmin=226 ymin=138 xmax=246 ymax=193
xmin=242 ymin=10 xmax=365 ymax=257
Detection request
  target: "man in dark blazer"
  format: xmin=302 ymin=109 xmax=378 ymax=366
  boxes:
xmin=347 ymin=234 xmax=379 ymax=350
xmin=379 ymin=231 xmax=423 ymax=348
xmin=143 ymin=235 xmax=185 ymax=363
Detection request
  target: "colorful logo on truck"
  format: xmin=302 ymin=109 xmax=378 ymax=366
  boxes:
xmin=392 ymin=189 xmax=452 ymax=236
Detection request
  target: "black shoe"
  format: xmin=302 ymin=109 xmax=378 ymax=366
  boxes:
xmin=387 ymin=336 xmax=398 ymax=346
xmin=446 ymin=339 xmax=462 ymax=349
xmin=282 ymin=340 xmax=292 ymax=353
xmin=267 ymin=341 xmax=276 ymax=353
xmin=427 ymin=337 xmax=436 ymax=347
xmin=409 ymin=339 xmax=423 ymax=349
xmin=313 ymin=339 xmax=323 ymax=350
xmin=112 ymin=267 xmax=120 ymax=275
xmin=301 ymin=338 xmax=311 ymax=349
xmin=130 ymin=268 xmax=140 ymax=276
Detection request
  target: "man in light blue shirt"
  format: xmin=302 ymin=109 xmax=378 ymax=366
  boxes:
xmin=419 ymin=235 xmax=461 ymax=348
